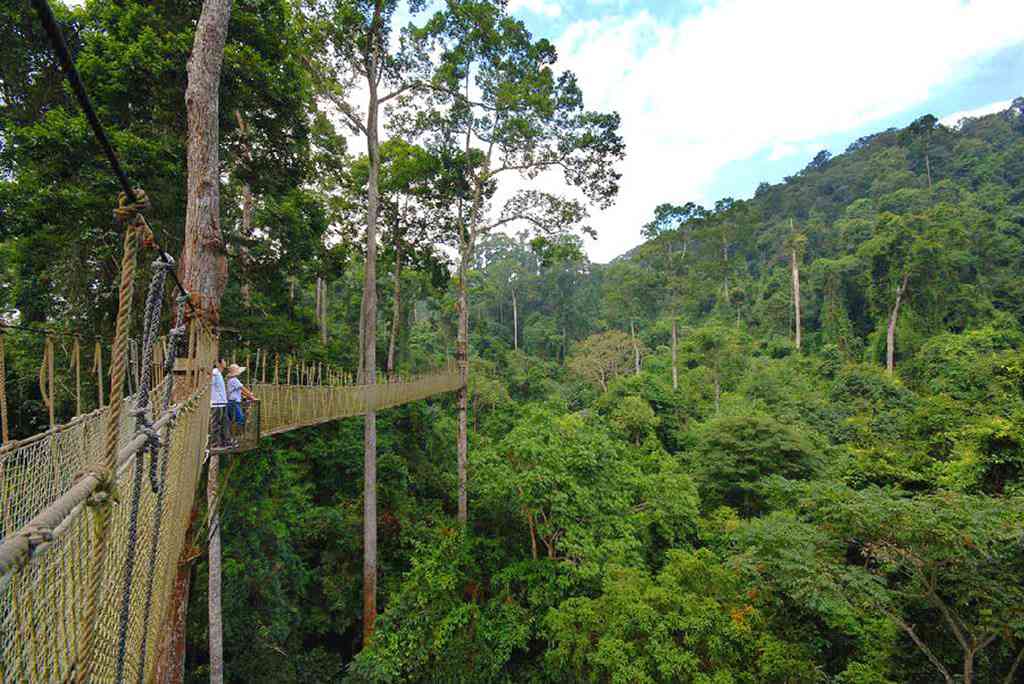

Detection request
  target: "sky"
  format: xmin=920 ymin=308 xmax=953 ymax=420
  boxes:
xmin=500 ymin=0 xmax=1024 ymax=262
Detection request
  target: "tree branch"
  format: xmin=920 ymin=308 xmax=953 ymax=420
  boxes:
xmin=378 ymin=82 xmax=416 ymax=104
xmin=885 ymin=610 xmax=954 ymax=684
xmin=926 ymin=575 xmax=970 ymax=651
xmin=324 ymin=92 xmax=367 ymax=135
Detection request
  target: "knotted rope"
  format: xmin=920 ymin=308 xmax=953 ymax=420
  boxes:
xmin=115 ymin=253 xmax=175 ymax=682
xmin=77 ymin=192 xmax=144 ymax=684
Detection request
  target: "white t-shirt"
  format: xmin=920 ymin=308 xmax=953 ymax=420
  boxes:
xmin=227 ymin=377 xmax=243 ymax=403
xmin=211 ymin=368 xmax=227 ymax=406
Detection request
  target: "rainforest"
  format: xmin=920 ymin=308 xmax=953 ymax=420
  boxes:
xmin=2 ymin=0 xmax=1024 ymax=683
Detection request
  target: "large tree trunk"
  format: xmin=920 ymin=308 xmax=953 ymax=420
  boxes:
xmin=387 ymin=242 xmax=402 ymax=375
xmin=178 ymin=0 xmax=231 ymax=324
xmin=360 ymin=26 xmax=382 ymax=644
xmin=158 ymin=1 xmax=231 ymax=680
xmin=791 ymin=247 xmax=802 ymax=351
xmin=207 ymin=451 xmax=223 ymax=684
xmin=317 ymin=277 xmax=328 ymax=346
xmin=886 ymin=273 xmax=909 ymax=375
xmin=511 ymin=285 xmax=518 ymax=352
xmin=154 ymin=509 xmax=200 ymax=684
xmin=235 ymin=111 xmax=254 ymax=311
xmin=671 ymin=319 xmax=678 ymax=390
xmin=457 ymin=254 xmax=469 ymax=524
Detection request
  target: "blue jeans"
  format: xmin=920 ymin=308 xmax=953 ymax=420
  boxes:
xmin=228 ymin=400 xmax=245 ymax=426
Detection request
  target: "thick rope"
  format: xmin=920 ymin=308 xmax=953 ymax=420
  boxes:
xmin=0 ymin=329 xmax=8 ymax=445
xmin=78 ymin=193 xmax=144 ymax=684
xmin=115 ymin=254 xmax=173 ymax=682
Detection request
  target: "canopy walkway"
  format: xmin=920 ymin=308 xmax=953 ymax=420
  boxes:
xmin=2 ymin=2 xmax=464 ymax=680
xmin=0 ymin=325 xmax=460 ymax=683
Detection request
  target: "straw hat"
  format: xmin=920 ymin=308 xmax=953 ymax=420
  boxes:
xmin=226 ymin=363 xmax=247 ymax=378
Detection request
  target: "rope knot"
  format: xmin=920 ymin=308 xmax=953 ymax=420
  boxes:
xmin=77 ymin=465 xmax=120 ymax=507
xmin=23 ymin=524 xmax=53 ymax=548
xmin=113 ymin=188 xmax=151 ymax=223
xmin=131 ymin=407 xmax=162 ymax=453
xmin=154 ymin=254 xmax=176 ymax=271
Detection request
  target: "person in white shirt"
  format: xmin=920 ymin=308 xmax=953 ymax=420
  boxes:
xmin=211 ymin=359 xmax=230 ymax=446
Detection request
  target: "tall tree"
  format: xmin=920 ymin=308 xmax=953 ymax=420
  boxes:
xmin=788 ymin=220 xmax=805 ymax=352
xmin=312 ymin=0 xmax=439 ymax=642
xmin=158 ymin=1 xmax=232 ymax=682
xmin=417 ymin=0 xmax=624 ymax=522
xmin=178 ymin=0 xmax=232 ymax=324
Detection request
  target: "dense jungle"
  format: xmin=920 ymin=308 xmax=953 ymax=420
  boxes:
xmin=3 ymin=0 xmax=1024 ymax=682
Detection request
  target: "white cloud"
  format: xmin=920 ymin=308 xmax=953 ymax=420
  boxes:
xmin=546 ymin=0 xmax=1024 ymax=262
xmin=509 ymin=0 xmax=562 ymax=18
xmin=940 ymin=99 xmax=1013 ymax=127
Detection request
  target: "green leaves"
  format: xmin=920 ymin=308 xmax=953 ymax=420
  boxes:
xmin=544 ymin=549 xmax=819 ymax=684
xmin=691 ymin=413 xmax=822 ymax=517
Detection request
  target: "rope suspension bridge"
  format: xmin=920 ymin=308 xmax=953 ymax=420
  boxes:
xmin=0 ymin=1 xmax=464 ymax=681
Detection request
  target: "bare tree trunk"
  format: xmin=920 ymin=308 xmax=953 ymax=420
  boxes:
xmin=886 ymin=273 xmax=909 ymax=375
xmin=387 ymin=242 xmax=402 ymax=375
xmin=154 ymin=509 xmax=200 ymax=684
xmin=317 ymin=277 xmax=328 ymax=346
xmin=178 ymin=0 xmax=231 ymax=324
xmin=714 ymin=376 xmax=721 ymax=414
xmin=671 ymin=319 xmax=678 ymax=390
xmin=207 ymin=451 xmax=223 ymax=684
xmin=159 ymin=2 xmax=231 ymax=679
xmin=791 ymin=247 xmax=802 ymax=351
xmin=964 ymin=648 xmax=974 ymax=684
xmin=454 ymin=73 xmax=487 ymax=527
xmin=360 ymin=12 xmax=382 ymax=642
xmin=925 ymin=151 xmax=933 ymax=189
xmin=721 ymin=234 xmax=730 ymax=304
xmin=457 ymin=252 xmax=469 ymax=524
xmin=526 ymin=510 xmax=538 ymax=561
xmin=511 ymin=285 xmax=518 ymax=352
xmin=236 ymin=110 xmax=254 ymax=311
xmin=630 ymin=320 xmax=640 ymax=375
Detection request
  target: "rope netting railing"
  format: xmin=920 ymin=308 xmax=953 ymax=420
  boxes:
xmin=0 ymin=379 xmax=211 ymax=683
xmin=0 ymin=3 xmax=466 ymax=679
xmin=254 ymin=361 xmax=462 ymax=436
xmin=0 ymin=330 xmax=216 ymax=684
xmin=0 ymin=180 xmax=218 ymax=683
xmin=1 ymin=383 xmax=164 ymax=538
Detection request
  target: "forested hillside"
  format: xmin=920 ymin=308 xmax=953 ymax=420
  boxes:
xmin=3 ymin=0 xmax=1024 ymax=682
xmin=195 ymin=100 xmax=1024 ymax=684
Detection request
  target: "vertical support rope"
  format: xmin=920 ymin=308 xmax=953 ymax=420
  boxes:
xmin=115 ymin=253 xmax=172 ymax=682
xmin=39 ymin=336 xmax=56 ymax=429
xmin=72 ymin=336 xmax=82 ymax=417
xmin=0 ymin=329 xmax=7 ymax=446
xmin=78 ymin=195 xmax=143 ymax=684
xmin=93 ymin=339 xmax=105 ymax=408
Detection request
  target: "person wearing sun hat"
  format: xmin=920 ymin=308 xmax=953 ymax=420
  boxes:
xmin=225 ymin=363 xmax=257 ymax=428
